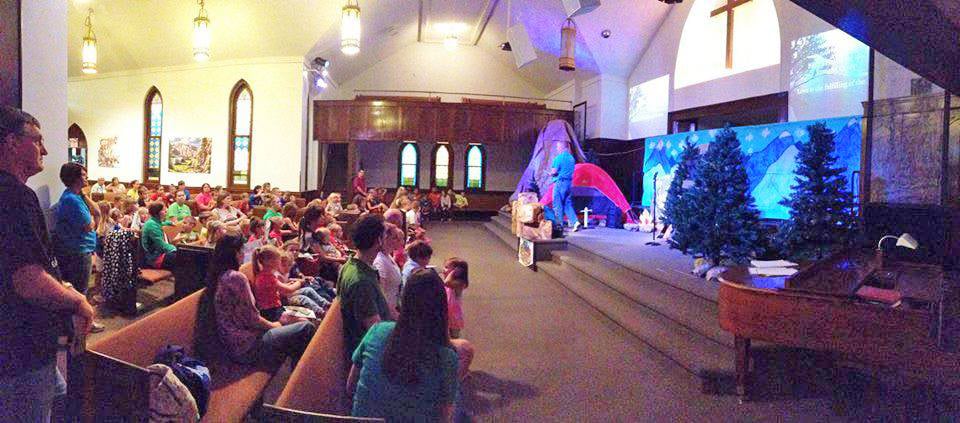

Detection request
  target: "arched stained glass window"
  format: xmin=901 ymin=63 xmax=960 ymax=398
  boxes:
xmin=399 ymin=142 xmax=419 ymax=187
xmin=465 ymin=144 xmax=485 ymax=190
xmin=432 ymin=144 xmax=451 ymax=188
xmin=143 ymin=87 xmax=163 ymax=183
xmin=228 ymin=80 xmax=253 ymax=188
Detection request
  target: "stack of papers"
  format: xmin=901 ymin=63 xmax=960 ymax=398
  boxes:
xmin=748 ymin=259 xmax=799 ymax=277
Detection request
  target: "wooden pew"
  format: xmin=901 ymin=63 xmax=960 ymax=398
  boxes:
xmin=81 ymin=289 xmax=280 ymax=422
xmin=262 ymin=300 xmax=383 ymax=422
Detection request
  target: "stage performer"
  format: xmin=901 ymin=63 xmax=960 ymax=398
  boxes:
xmin=550 ymin=142 xmax=579 ymax=232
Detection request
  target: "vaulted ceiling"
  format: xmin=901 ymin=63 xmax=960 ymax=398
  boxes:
xmin=67 ymin=0 xmax=673 ymax=94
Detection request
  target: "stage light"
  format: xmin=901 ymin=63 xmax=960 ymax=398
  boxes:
xmin=499 ymin=42 xmax=512 ymax=51
xmin=444 ymin=35 xmax=459 ymax=50
xmin=81 ymin=8 xmax=98 ymax=74
xmin=193 ymin=0 xmax=211 ymax=61
xmin=341 ymin=0 xmax=361 ymax=56
xmin=559 ymin=18 xmax=577 ymax=71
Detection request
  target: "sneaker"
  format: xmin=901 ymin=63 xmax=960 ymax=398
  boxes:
xmin=572 ymin=221 xmax=581 ymax=232
xmin=90 ymin=321 xmax=106 ymax=333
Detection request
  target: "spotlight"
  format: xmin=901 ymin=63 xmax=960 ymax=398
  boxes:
xmin=658 ymin=0 xmax=682 ymax=3
xmin=499 ymin=42 xmax=512 ymax=51
xmin=601 ymin=29 xmax=611 ymax=38
xmin=312 ymin=57 xmax=330 ymax=68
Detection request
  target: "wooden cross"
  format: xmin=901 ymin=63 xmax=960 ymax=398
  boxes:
xmin=710 ymin=0 xmax=752 ymax=69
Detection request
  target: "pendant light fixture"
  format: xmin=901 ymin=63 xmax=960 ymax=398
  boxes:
xmin=81 ymin=9 xmax=98 ymax=74
xmin=340 ymin=0 xmax=361 ymax=56
xmin=193 ymin=0 xmax=211 ymax=61
xmin=559 ymin=18 xmax=576 ymax=71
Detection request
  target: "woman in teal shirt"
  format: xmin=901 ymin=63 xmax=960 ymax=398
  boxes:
xmin=348 ymin=269 xmax=459 ymax=422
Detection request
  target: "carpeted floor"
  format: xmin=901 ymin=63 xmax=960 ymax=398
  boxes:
xmin=425 ymin=222 xmax=954 ymax=422
xmin=72 ymin=221 xmax=956 ymax=421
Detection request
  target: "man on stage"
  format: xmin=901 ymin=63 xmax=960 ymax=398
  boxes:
xmin=550 ymin=142 xmax=579 ymax=232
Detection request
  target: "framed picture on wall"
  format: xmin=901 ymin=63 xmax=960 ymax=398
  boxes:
xmin=0 ymin=0 xmax=21 ymax=108
xmin=573 ymin=101 xmax=587 ymax=142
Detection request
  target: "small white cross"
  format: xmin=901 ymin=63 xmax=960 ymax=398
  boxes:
xmin=581 ymin=207 xmax=593 ymax=229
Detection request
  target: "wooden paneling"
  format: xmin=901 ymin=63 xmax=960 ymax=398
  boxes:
xmin=314 ymin=99 xmax=571 ymax=145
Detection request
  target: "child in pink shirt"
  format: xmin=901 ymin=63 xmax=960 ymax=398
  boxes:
xmin=442 ymin=257 xmax=469 ymax=339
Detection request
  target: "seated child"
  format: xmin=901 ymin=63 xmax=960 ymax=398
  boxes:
xmin=172 ymin=215 xmax=202 ymax=245
xmin=242 ymin=217 xmax=268 ymax=263
xmin=326 ymin=223 xmax=350 ymax=255
xmin=130 ymin=207 xmax=150 ymax=231
xmin=204 ymin=220 xmax=227 ymax=248
xmin=443 ymin=258 xmax=469 ymax=339
xmin=267 ymin=216 xmax=285 ymax=245
xmin=251 ymin=245 xmax=307 ymax=322
xmin=314 ymin=227 xmax=347 ymax=266
xmin=454 ymin=191 xmax=468 ymax=209
xmin=278 ymin=252 xmax=335 ymax=307
xmin=324 ymin=193 xmax=344 ymax=218
xmin=401 ymin=240 xmax=433 ymax=285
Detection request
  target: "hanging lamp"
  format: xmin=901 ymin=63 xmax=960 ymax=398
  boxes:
xmin=341 ymin=0 xmax=361 ymax=56
xmin=559 ymin=18 xmax=576 ymax=72
xmin=193 ymin=0 xmax=211 ymax=61
xmin=81 ymin=9 xmax=98 ymax=74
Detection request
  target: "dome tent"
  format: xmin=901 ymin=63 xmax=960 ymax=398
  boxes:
xmin=539 ymin=163 xmax=636 ymax=224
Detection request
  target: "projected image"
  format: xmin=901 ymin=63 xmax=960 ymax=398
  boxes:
xmin=641 ymin=116 xmax=861 ymax=219
xmin=789 ymin=29 xmax=868 ymax=120
xmin=628 ymin=75 xmax=670 ymax=139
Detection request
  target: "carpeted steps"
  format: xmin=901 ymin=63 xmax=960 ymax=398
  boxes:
xmin=482 ymin=212 xmax=736 ymax=388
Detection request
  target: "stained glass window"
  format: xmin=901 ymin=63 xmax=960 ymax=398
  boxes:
xmin=229 ymin=81 xmax=253 ymax=188
xmin=144 ymin=88 xmax=162 ymax=182
xmin=466 ymin=144 xmax=484 ymax=190
xmin=399 ymin=142 xmax=418 ymax=187
xmin=433 ymin=144 xmax=450 ymax=188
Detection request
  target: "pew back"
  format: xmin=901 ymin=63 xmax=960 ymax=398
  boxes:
xmin=275 ymin=299 xmax=349 ymax=414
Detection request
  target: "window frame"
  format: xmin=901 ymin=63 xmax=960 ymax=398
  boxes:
xmin=227 ymin=80 xmax=253 ymax=190
xmin=143 ymin=87 xmax=163 ymax=185
xmin=464 ymin=143 xmax=486 ymax=192
xmin=430 ymin=143 xmax=453 ymax=189
xmin=397 ymin=141 xmax=420 ymax=188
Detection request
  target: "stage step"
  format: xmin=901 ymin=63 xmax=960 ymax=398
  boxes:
xmin=482 ymin=215 xmax=516 ymax=249
xmin=555 ymin=246 xmax=732 ymax=348
xmin=536 ymin=258 xmax=735 ymax=385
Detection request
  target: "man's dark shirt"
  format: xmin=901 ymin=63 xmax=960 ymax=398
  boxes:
xmin=0 ymin=170 xmax=63 ymax=376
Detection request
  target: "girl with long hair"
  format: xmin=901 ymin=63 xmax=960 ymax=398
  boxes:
xmin=205 ymin=235 xmax=315 ymax=367
xmin=347 ymin=269 xmax=459 ymax=421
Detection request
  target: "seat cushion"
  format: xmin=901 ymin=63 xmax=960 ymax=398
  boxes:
xmin=139 ymin=268 xmax=173 ymax=284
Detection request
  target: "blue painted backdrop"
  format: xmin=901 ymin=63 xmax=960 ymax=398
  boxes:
xmin=641 ymin=116 xmax=862 ymax=219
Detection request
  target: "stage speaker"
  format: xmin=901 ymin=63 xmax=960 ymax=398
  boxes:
xmin=506 ymin=24 xmax=538 ymax=69
xmin=561 ymin=0 xmax=601 ymax=17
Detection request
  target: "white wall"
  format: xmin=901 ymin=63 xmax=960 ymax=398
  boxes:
xmin=68 ymin=57 xmax=306 ymax=191
xmin=575 ymin=75 xmax=628 ymax=139
xmin=320 ymin=43 xmax=548 ymax=104
xmin=22 ymin=0 xmax=68 ymax=208
xmin=545 ymin=80 xmax=576 ymax=111
xmin=627 ymin=0 xmax=869 ymax=137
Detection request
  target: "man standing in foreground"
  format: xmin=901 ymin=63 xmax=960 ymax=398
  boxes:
xmin=338 ymin=214 xmax=392 ymax=358
xmin=0 ymin=106 xmax=95 ymax=422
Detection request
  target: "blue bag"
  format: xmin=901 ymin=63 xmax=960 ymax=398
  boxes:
xmin=154 ymin=344 xmax=212 ymax=417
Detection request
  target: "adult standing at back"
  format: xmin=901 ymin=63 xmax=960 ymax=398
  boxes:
xmin=53 ymin=163 xmax=105 ymax=333
xmin=338 ymin=214 xmax=392 ymax=357
xmin=550 ymin=141 xmax=579 ymax=232
xmin=0 ymin=106 xmax=95 ymax=422
xmin=352 ymin=169 xmax=367 ymax=202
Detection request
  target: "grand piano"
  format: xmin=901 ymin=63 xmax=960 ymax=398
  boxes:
xmin=718 ymin=247 xmax=960 ymax=402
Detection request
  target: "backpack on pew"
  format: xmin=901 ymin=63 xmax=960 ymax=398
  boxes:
xmin=154 ymin=344 xmax=212 ymax=418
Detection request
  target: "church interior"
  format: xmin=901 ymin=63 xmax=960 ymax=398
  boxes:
xmin=3 ymin=0 xmax=960 ymax=421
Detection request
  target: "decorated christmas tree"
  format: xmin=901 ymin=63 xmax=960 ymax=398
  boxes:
xmin=777 ymin=122 xmax=857 ymax=259
xmin=686 ymin=127 xmax=761 ymax=265
xmin=663 ymin=138 xmax=701 ymax=253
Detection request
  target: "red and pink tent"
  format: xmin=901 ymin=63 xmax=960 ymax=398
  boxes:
xmin=540 ymin=163 xmax=636 ymax=224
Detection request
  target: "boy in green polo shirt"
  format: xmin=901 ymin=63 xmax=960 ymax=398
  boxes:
xmin=166 ymin=191 xmax=192 ymax=222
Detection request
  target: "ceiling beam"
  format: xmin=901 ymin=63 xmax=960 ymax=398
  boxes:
xmin=789 ymin=0 xmax=960 ymax=95
xmin=417 ymin=0 xmax=424 ymax=42
xmin=472 ymin=0 xmax=500 ymax=46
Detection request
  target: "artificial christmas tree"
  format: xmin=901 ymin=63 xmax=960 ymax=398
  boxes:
xmin=686 ymin=127 xmax=761 ymax=266
xmin=777 ymin=122 xmax=857 ymax=259
xmin=663 ymin=138 xmax=701 ymax=253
